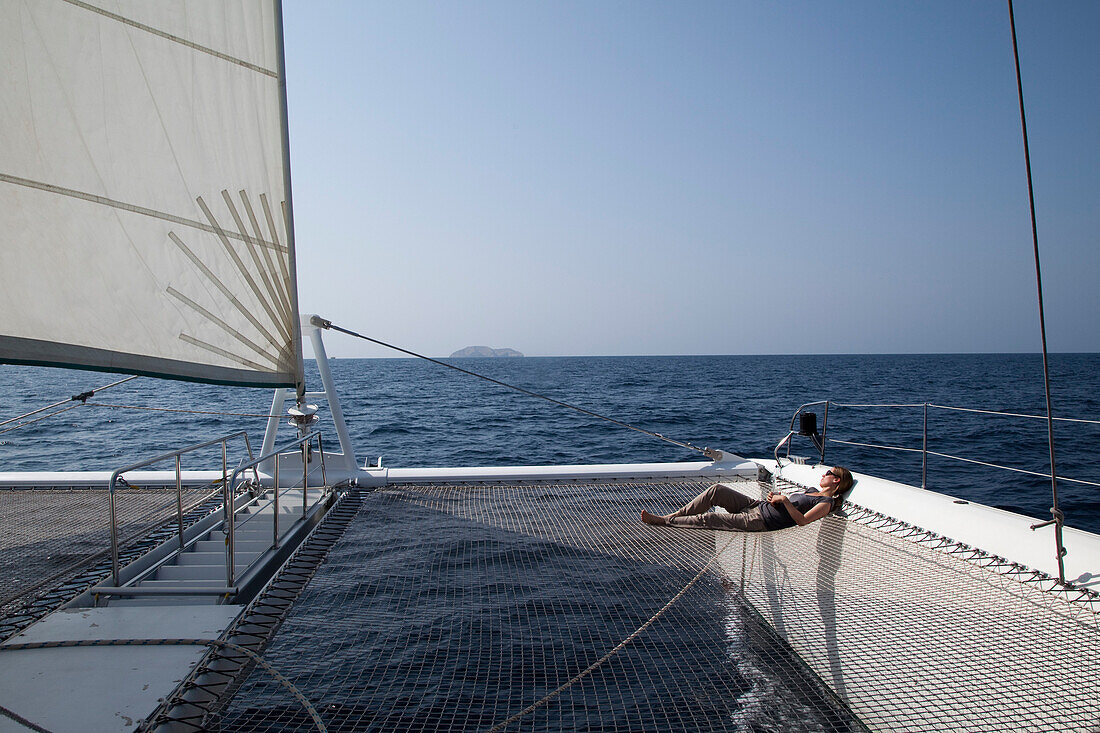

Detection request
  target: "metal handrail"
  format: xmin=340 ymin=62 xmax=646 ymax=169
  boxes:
xmin=781 ymin=399 xmax=1096 ymax=586
xmin=784 ymin=400 xmax=1099 ymax=489
xmin=225 ymin=431 xmax=325 ymax=587
xmin=825 ymin=436 xmax=1100 ymax=489
xmin=108 ymin=431 xmax=256 ymax=586
xmin=780 ymin=400 xmax=830 ymax=465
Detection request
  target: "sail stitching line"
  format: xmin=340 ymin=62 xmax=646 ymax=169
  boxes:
xmin=179 ymin=333 xmax=272 ymax=373
xmin=165 ymin=287 xmax=280 ymax=367
xmin=240 ymin=191 xmax=294 ymax=326
xmin=220 ymin=191 xmax=293 ymax=334
xmin=59 ymin=0 xmax=277 ymax=77
xmin=197 ymin=196 xmax=291 ymax=344
xmin=0 ymin=174 xmax=284 ymax=252
xmin=261 ymin=194 xmax=295 ymax=305
xmin=167 ymin=231 xmax=286 ymax=356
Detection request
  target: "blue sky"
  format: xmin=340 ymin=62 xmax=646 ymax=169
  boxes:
xmin=283 ymin=1 xmax=1099 ymax=357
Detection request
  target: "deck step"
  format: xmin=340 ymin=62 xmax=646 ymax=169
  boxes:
xmin=99 ymin=489 xmax=328 ymax=609
xmin=155 ymin=564 xmax=254 ymax=581
xmin=194 ymin=539 xmax=271 ymax=553
xmin=107 ymin=596 xmax=220 ymax=606
xmin=176 ymin=551 xmax=262 ymax=566
xmin=136 ymin=579 xmax=226 ymax=588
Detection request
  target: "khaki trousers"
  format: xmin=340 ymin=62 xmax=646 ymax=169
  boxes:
xmin=666 ymin=483 xmax=769 ymax=531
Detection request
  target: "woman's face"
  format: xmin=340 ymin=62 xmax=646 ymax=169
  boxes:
xmin=819 ymin=467 xmax=842 ymax=490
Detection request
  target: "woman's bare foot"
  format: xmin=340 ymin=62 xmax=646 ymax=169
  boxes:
xmin=641 ymin=510 xmax=669 ymax=526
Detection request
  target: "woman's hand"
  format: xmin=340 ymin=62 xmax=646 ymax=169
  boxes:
xmin=767 ymin=492 xmax=789 ymax=505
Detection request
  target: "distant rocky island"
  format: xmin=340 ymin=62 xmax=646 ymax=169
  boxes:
xmin=449 ymin=346 xmax=524 ymax=358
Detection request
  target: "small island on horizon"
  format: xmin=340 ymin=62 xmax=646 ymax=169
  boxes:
xmin=450 ymin=345 xmax=524 ymax=358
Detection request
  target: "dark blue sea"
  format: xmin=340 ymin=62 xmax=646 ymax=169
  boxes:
xmin=1 ymin=353 xmax=1097 ymax=533
xmin=3 ymin=354 xmax=1099 ymax=731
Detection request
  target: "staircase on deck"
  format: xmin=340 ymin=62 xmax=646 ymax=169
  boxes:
xmin=106 ymin=487 xmax=326 ymax=607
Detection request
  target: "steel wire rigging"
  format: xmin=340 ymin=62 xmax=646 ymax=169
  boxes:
xmin=312 ymin=317 xmax=721 ymax=459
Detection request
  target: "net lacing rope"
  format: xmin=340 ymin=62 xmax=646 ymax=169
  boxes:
xmin=484 ymin=531 xmax=740 ymax=733
xmin=210 ymin=478 xmax=1098 ymax=732
xmin=0 ymin=638 xmax=325 ymax=732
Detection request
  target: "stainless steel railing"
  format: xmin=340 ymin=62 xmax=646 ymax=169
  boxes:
xmin=108 ymin=431 xmax=257 ymax=586
xmin=783 ymin=400 xmax=1100 ymax=490
xmin=779 ymin=400 xmax=1100 ymax=586
xmin=225 ymin=430 xmax=327 ymax=587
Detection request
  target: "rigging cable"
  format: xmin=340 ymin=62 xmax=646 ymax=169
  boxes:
xmin=0 ymin=374 xmax=138 ymax=428
xmin=311 ymin=317 xmax=720 ymax=459
xmin=82 ymin=403 xmax=282 ymax=418
xmin=0 ymin=404 xmax=83 ymax=437
xmin=1008 ymin=0 xmax=1066 ymax=585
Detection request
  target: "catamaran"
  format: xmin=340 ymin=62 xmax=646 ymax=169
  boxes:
xmin=0 ymin=1 xmax=1096 ymax=731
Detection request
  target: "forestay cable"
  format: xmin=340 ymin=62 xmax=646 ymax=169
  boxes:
xmin=313 ymin=317 xmax=718 ymax=458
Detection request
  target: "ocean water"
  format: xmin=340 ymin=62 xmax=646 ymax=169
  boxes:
xmin=3 ymin=354 xmax=1098 ymax=731
xmin=1 ymin=353 xmax=1096 ymax=532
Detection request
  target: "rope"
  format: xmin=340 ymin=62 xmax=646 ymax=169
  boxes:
xmin=925 ymin=450 xmax=1100 ymax=489
xmin=483 ymin=532 xmax=737 ymax=733
xmin=82 ymin=403 xmax=281 ymax=418
xmin=0 ymin=375 xmax=137 ymax=427
xmin=1010 ymin=0 xmax=1063 ymax=582
xmin=0 ymin=703 xmax=54 ymax=733
xmin=827 ymin=437 xmax=1100 ymax=488
xmin=315 ymin=318 xmax=712 ymax=457
xmin=0 ymin=404 xmax=82 ymax=436
xmin=0 ymin=637 xmax=326 ymax=732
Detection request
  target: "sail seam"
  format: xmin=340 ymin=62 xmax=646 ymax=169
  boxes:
xmin=165 ymin=287 xmax=281 ymax=367
xmin=220 ymin=190 xmax=293 ymax=332
xmin=261 ymin=194 xmax=295 ymax=310
xmin=178 ymin=333 xmax=272 ymax=373
xmin=196 ymin=196 xmax=293 ymax=344
xmin=239 ymin=191 xmax=294 ymax=326
xmin=59 ymin=0 xmax=277 ymax=78
xmin=167 ymin=231 xmax=289 ymax=355
xmin=0 ymin=173 xmax=285 ymax=253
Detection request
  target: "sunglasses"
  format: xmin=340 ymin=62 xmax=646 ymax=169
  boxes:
xmin=825 ymin=469 xmax=841 ymax=479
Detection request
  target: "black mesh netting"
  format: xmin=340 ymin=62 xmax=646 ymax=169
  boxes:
xmin=213 ymin=479 xmax=859 ymax=732
xmin=211 ymin=477 xmax=1098 ymax=732
xmin=0 ymin=486 xmax=220 ymax=633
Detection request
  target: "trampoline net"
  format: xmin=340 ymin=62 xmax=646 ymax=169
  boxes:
xmin=213 ymin=477 xmax=1098 ymax=733
xmin=0 ymin=486 xmax=220 ymax=635
xmin=214 ymin=478 xmax=859 ymax=732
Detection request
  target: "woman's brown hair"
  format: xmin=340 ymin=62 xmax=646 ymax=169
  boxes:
xmin=830 ymin=466 xmax=855 ymax=511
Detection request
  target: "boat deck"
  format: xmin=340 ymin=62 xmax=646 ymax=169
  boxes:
xmin=0 ymin=487 xmax=330 ymax=732
xmin=2 ymin=475 xmax=1097 ymax=732
xmin=214 ymin=476 xmax=1100 ymax=733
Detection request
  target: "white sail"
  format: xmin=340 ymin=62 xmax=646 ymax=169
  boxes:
xmin=0 ymin=0 xmax=302 ymax=388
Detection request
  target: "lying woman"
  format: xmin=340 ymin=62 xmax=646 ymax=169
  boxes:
xmin=640 ymin=466 xmax=854 ymax=531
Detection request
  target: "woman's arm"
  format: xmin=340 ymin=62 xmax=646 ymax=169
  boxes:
xmin=768 ymin=494 xmax=832 ymax=527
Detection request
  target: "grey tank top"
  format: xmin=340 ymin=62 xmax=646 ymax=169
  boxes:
xmin=759 ymin=492 xmax=833 ymax=530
